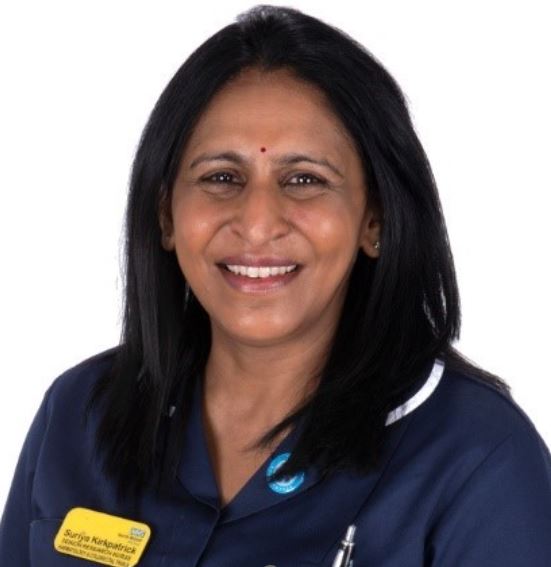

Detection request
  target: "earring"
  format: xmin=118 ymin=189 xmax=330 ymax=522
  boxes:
xmin=374 ymin=241 xmax=381 ymax=250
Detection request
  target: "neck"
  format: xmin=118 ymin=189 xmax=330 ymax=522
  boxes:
xmin=203 ymin=323 xmax=335 ymax=429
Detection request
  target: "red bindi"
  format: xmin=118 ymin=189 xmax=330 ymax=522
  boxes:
xmin=260 ymin=147 xmax=266 ymax=152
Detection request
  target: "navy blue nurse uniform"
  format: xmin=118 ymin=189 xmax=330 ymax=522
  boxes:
xmin=1 ymin=348 xmax=551 ymax=566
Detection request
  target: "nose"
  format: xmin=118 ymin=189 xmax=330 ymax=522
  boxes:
xmin=230 ymin=178 xmax=290 ymax=245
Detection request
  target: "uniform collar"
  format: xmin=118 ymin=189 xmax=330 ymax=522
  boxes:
xmin=176 ymin=358 xmax=445 ymax=523
xmin=176 ymin=374 xmax=324 ymax=522
xmin=385 ymin=358 xmax=445 ymax=425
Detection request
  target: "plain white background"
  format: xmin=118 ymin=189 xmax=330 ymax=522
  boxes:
xmin=1 ymin=0 xmax=550 ymax=509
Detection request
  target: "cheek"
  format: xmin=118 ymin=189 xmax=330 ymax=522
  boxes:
xmin=176 ymin=217 xmax=211 ymax=249
xmin=170 ymin=199 xmax=221 ymax=272
xmin=293 ymin=203 xmax=360 ymax=263
xmin=173 ymin=198 xmax=216 ymax=250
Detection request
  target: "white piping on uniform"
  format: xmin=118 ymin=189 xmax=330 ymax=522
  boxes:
xmin=385 ymin=358 xmax=445 ymax=426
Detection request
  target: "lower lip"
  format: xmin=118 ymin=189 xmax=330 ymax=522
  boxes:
xmin=217 ymin=266 xmax=301 ymax=293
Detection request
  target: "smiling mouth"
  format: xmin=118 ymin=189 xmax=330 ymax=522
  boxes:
xmin=216 ymin=263 xmax=302 ymax=292
xmin=219 ymin=264 xmax=299 ymax=278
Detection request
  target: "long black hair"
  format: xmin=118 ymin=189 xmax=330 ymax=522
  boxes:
xmin=89 ymin=4 xmax=510 ymax=495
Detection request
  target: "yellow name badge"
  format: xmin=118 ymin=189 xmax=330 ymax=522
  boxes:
xmin=54 ymin=507 xmax=151 ymax=567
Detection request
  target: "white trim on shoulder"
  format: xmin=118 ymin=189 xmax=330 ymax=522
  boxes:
xmin=385 ymin=358 xmax=445 ymax=426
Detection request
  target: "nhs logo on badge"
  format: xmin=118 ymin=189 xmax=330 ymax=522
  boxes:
xmin=130 ymin=527 xmax=146 ymax=538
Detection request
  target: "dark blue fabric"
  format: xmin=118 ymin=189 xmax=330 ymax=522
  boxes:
xmin=1 ymin=349 xmax=551 ymax=566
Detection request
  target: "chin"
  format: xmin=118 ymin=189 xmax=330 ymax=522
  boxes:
xmin=215 ymin=318 xmax=299 ymax=346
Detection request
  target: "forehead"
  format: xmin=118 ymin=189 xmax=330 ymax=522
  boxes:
xmin=182 ymin=67 xmax=356 ymax=156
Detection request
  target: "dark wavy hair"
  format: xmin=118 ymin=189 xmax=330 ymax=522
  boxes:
xmin=89 ymin=4 xmax=510 ymax=496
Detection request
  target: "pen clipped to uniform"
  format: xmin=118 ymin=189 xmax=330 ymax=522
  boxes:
xmin=332 ymin=525 xmax=356 ymax=567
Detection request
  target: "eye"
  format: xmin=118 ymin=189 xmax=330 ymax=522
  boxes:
xmin=287 ymin=173 xmax=327 ymax=186
xmin=199 ymin=171 xmax=243 ymax=197
xmin=197 ymin=171 xmax=328 ymax=199
xmin=201 ymin=171 xmax=240 ymax=185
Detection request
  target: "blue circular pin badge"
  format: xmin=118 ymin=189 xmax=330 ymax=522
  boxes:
xmin=266 ymin=452 xmax=305 ymax=494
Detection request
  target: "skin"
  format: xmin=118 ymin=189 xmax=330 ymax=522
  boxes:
xmin=160 ymin=67 xmax=381 ymax=505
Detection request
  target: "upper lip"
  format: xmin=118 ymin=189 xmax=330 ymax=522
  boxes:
xmin=218 ymin=255 xmax=300 ymax=267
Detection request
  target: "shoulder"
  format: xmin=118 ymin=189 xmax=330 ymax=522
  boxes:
xmin=416 ymin=364 xmax=551 ymax=563
xmin=391 ymin=358 xmax=551 ymax=501
xmin=43 ymin=347 xmax=119 ymax=419
xmin=391 ymin=358 xmax=548 ymax=459
xmin=425 ymin=363 xmax=547 ymax=451
xmin=401 ymin=359 xmax=551 ymax=513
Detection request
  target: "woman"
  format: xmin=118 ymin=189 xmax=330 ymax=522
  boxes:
xmin=1 ymin=4 xmax=550 ymax=566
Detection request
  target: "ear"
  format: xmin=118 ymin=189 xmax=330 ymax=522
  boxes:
xmin=359 ymin=203 xmax=382 ymax=259
xmin=158 ymin=188 xmax=175 ymax=251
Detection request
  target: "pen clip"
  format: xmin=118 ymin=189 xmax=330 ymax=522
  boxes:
xmin=331 ymin=524 xmax=356 ymax=567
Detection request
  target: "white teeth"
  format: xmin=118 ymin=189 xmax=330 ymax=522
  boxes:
xmin=225 ymin=264 xmax=297 ymax=278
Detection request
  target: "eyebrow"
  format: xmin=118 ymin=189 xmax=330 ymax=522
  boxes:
xmin=188 ymin=151 xmax=344 ymax=179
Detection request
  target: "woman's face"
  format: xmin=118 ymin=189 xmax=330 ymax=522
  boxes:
xmin=161 ymin=67 xmax=380 ymax=347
